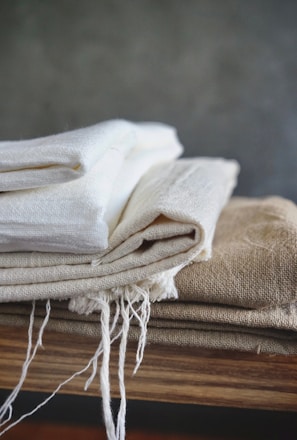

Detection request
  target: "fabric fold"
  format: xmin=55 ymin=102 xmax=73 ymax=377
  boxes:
xmin=2 ymin=195 xmax=297 ymax=440
xmin=1 ymin=196 xmax=295 ymax=355
xmin=0 ymin=120 xmax=183 ymax=253
xmin=0 ymin=120 xmax=183 ymax=192
xmin=0 ymin=121 xmax=243 ymax=439
xmin=1 ymin=298 xmax=297 ymax=355
xmin=0 ymin=119 xmax=136 ymax=191
xmin=0 ymin=158 xmax=239 ymax=308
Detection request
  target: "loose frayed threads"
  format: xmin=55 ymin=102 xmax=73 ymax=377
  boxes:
xmin=0 ymin=300 xmax=51 ymax=434
xmin=91 ymin=286 xmax=151 ymax=440
xmin=0 ymin=288 xmax=152 ymax=440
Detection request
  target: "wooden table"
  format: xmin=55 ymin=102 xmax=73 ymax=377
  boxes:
xmin=1 ymin=324 xmax=297 ymax=412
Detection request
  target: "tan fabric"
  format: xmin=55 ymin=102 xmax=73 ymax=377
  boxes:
xmin=2 ymin=300 xmax=297 ymax=332
xmin=1 ymin=300 xmax=297 ymax=355
xmin=150 ymin=302 xmax=297 ymax=331
xmin=0 ymin=158 xmax=238 ymax=306
xmin=176 ymin=196 xmax=297 ymax=309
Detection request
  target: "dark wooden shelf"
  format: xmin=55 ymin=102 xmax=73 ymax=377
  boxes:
xmin=1 ymin=325 xmax=297 ymax=413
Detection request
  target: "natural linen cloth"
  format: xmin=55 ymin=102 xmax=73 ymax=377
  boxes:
xmin=0 ymin=120 xmax=183 ymax=253
xmin=0 ymin=158 xmax=239 ymax=310
xmin=176 ymin=196 xmax=297 ymax=309
xmin=2 ymin=300 xmax=297 ymax=355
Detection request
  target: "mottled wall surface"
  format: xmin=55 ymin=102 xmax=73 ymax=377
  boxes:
xmin=0 ymin=0 xmax=296 ymax=200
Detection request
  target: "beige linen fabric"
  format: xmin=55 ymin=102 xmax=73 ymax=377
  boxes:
xmin=176 ymin=196 xmax=297 ymax=309
xmin=1 ymin=299 xmax=297 ymax=355
xmin=0 ymin=158 xmax=239 ymax=308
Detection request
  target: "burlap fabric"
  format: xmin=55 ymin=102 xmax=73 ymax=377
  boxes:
xmin=176 ymin=196 xmax=297 ymax=309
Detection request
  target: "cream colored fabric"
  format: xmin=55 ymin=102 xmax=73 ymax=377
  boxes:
xmin=0 ymin=120 xmax=183 ymax=253
xmin=176 ymin=196 xmax=297 ymax=309
xmin=0 ymin=158 xmax=239 ymax=306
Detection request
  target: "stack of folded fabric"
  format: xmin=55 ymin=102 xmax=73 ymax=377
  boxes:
xmin=151 ymin=195 xmax=297 ymax=355
xmin=0 ymin=120 xmax=239 ymax=439
xmin=1 ymin=120 xmax=296 ymax=438
xmin=3 ymin=196 xmax=295 ymax=357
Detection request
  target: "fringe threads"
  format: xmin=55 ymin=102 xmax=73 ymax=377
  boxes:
xmin=0 ymin=284 xmax=159 ymax=440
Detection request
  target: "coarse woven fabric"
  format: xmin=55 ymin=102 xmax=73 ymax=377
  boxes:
xmin=1 ymin=300 xmax=297 ymax=355
xmin=0 ymin=120 xmax=183 ymax=253
xmin=0 ymin=158 xmax=239 ymax=305
xmin=176 ymin=196 xmax=297 ymax=309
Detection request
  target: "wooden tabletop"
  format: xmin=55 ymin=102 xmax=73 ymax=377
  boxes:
xmin=1 ymin=324 xmax=297 ymax=412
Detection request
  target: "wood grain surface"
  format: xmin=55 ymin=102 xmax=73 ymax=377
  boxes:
xmin=1 ymin=325 xmax=297 ymax=412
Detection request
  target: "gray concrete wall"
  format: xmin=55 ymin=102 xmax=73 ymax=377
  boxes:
xmin=1 ymin=0 xmax=296 ymax=200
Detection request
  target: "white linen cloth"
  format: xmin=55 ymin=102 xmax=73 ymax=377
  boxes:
xmin=0 ymin=119 xmax=179 ymax=191
xmin=0 ymin=119 xmax=135 ymax=191
xmin=0 ymin=120 xmax=183 ymax=253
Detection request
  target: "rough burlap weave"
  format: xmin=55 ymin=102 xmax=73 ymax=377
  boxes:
xmin=177 ymin=196 xmax=297 ymax=309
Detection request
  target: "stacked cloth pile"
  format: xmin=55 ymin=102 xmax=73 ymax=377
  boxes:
xmin=2 ymin=196 xmax=296 ymax=356
xmin=1 ymin=120 xmax=297 ymax=438
xmin=0 ymin=120 xmax=239 ymax=439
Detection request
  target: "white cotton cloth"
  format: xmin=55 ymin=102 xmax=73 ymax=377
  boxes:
xmin=0 ymin=120 xmax=135 ymax=191
xmin=0 ymin=158 xmax=239 ymax=307
xmin=0 ymin=121 xmax=183 ymax=253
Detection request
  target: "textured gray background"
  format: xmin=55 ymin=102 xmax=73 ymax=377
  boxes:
xmin=0 ymin=0 xmax=296 ymax=200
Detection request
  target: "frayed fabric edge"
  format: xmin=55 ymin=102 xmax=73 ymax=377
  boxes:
xmin=0 ymin=270 xmax=178 ymax=440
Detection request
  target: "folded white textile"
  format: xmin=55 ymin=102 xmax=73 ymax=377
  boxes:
xmin=0 ymin=158 xmax=239 ymax=308
xmin=0 ymin=121 xmax=183 ymax=253
xmin=0 ymin=120 xmax=181 ymax=192
xmin=0 ymin=119 xmax=134 ymax=191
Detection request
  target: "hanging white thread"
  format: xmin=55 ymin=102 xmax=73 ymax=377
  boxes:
xmin=83 ymin=290 xmax=150 ymax=440
xmin=84 ymin=298 xmax=121 ymax=391
xmin=0 ymin=349 xmax=102 ymax=436
xmin=0 ymin=302 xmax=35 ymax=427
xmin=0 ymin=288 xmax=152 ymax=440
xmin=99 ymin=296 xmax=117 ymax=440
xmin=125 ymin=287 xmax=151 ymax=374
xmin=0 ymin=299 xmax=51 ymax=427
xmin=0 ymin=318 xmax=109 ymax=437
xmin=116 ymin=296 xmax=130 ymax=440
